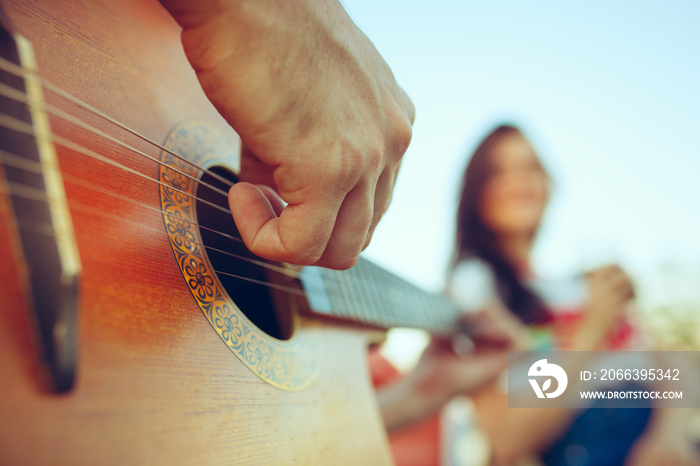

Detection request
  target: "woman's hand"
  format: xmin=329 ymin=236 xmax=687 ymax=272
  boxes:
xmin=160 ymin=0 xmax=414 ymax=269
xmin=379 ymin=305 xmax=526 ymax=431
xmin=411 ymin=306 xmax=525 ymax=402
xmin=574 ymin=264 xmax=635 ymax=348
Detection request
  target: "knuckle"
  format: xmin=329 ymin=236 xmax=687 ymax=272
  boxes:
xmin=326 ymin=146 xmax=365 ymax=193
xmin=358 ymin=207 xmax=374 ymax=232
xmin=335 ymin=254 xmax=360 ymax=270
xmin=387 ymin=113 xmax=413 ymax=160
xmin=288 ymin=248 xmax=324 ymax=266
xmin=396 ymin=116 xmax=414 ymax=154
xmin=181 ymin=28 xmax=230 ymax=75
xmin=327 ymin=229 xmax=368 ymax=270
xmin=377 ymin=192 xmax=392 ymax=216
xmin=277 ymin=232 xmax=327 ymax=266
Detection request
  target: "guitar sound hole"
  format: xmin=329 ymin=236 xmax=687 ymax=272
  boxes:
xmin=196 ymin=167 xmax=292 ymax=341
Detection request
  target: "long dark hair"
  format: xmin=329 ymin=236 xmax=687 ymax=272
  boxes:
xmin=452 ymin=124 xmax=549 ymax=324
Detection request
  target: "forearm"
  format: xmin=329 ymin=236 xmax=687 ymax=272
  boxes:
xmin=377 ymin=375 xmax=443 ymax=432
xmin=159 ymin=0 xmax=390 ymax=77
xmin=569 ymin=313 xmax=612 ymax=350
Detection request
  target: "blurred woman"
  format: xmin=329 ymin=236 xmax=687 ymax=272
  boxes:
xmin=449 ymin=124 xmax=696 ymax=466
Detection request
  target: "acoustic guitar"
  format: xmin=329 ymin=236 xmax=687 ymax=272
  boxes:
xmin=0 ymin=1 xmax=461 ymax=463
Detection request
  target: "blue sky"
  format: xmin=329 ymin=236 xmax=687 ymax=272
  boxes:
xmin=342 ymin=1 xmax=700 ymax=291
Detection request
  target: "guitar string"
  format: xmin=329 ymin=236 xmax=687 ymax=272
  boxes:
xmin=0 ymin=59 xmax=350 ymax=286
xmin=0 ymin=67 xmax=350 ymax=293
xmin=0 ymin=56 xmax=235 ymax=190
xmin=0 ymin=148 xmax=393 ymax=309
xmin=0 ymin=180 xmax=307 ymax=297
xmin=0 ymin=117 xmax=387 ymax=301
xmin=0 ymin=148 xmax=312 ymax=282
xmin=0 ymin=112 xmax=233 ymax=216
xmin=1 ymin=179 xmax=409 ymax=326
xmin=0 ymin=148 xmax=244 ymax=244
xmin=0 ymin=81 xmax=231 ymax=201
xmin=0 ymin=59 xmax=436 ymax=325
xmin=0 ymin=119 xmax=449 ymax=329
xmin=1 ymin=175 xmax=438 ymax=328
xmin=0 ymin=138 xmax=388 ymax=312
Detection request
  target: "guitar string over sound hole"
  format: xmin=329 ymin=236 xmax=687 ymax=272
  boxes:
xmin=195 ymin=166 xmax=293 ymax=341
xmin=159 ymin=121 xmax=320 ymax=389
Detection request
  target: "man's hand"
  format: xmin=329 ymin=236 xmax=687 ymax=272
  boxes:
xmin=161 ymin=0 xmax=415 ymax=269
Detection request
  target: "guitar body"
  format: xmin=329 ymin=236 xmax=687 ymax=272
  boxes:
xmin=0 ymin=1 xmax=391 ymax=464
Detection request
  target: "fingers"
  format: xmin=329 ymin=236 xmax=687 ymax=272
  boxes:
xmin=605 ymin=267 xmax=635 ymax=301
xmin=230 ymin=166 xmax=396 ymax=268
xmin=238 ymin=142 xmax=277 ymax=188
xmin=169 ymin=0 xmax=415 ymax=269
xmin=397 ymin=86 xmax=416 ymax=126
xmin=459 ymin=306 xmax=524 ymax=351
xmin=315 ymin=181 xmax=374 ymax=269
xmin=256 ymin=184 xmax=285 ymax=216
xmin=363 ymin=168 xmax=396 ymax=250
xmin=229 ymin=182 xmax=343 ymax=265
xmin=589 ymin=264 xmax=635 ymax=301
xmin=449 ymin=351 xmax=508 ymax=393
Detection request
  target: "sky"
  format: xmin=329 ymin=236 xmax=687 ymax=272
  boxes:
xmin=340 ymin=0 xmax=700 ymax=295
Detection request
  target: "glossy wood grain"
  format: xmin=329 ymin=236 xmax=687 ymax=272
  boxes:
xmin=0 ymin=1 xmax=392 ymax=464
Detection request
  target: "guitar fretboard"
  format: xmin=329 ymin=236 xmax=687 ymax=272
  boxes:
xmin=300 ymin=258 xmax=460 ymax=332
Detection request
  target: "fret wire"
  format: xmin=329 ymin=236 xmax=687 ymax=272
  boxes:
xmin=343 ymin=267 xmax=368 ymax=324
xmin=412 ymin=284 xmax=430 ymax=327
xmin=337 ymin=267 xmax=359 ymax=321
xmin=360 ymin=261 xmax=382 ymax=326
xmin=377 ymin=265 xmax=399 ymax=327
xmin=371 ymin=262 xmax=394 ymax=328
xmin=328 ymin=270 xmax=348 ymax=319
xmin=422 ymin=293 xmax=440 ymax=329
xmin=348 ymin=261 xmax=373 ymax=325
xmin=331 ymin=268 xmax=355 ymax=320
xmin=361 ymin=261 xmax=384 ymax=327
xmin=363 ymin=262 xmax=385 ymax=327
xmin=412 ymin=282 xmax=431 ymax=327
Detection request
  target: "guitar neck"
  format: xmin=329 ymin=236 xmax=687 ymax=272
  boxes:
xmin=300 ymin=258 xmax=460 ymax=332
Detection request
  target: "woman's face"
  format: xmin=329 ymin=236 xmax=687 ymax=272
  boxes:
xmin=479 ymin=133 xmax=549 ymax=237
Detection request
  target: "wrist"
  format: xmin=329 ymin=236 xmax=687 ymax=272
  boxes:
xmin=569 ymin=312 xmax=612 ymax=350
xmin=570 ymin=324 xmax=604 ymax=350
xmin=377 ymin=377 xmax=426 ymax=432
xmin=378 ymin=370 xmax=446 ymax=432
